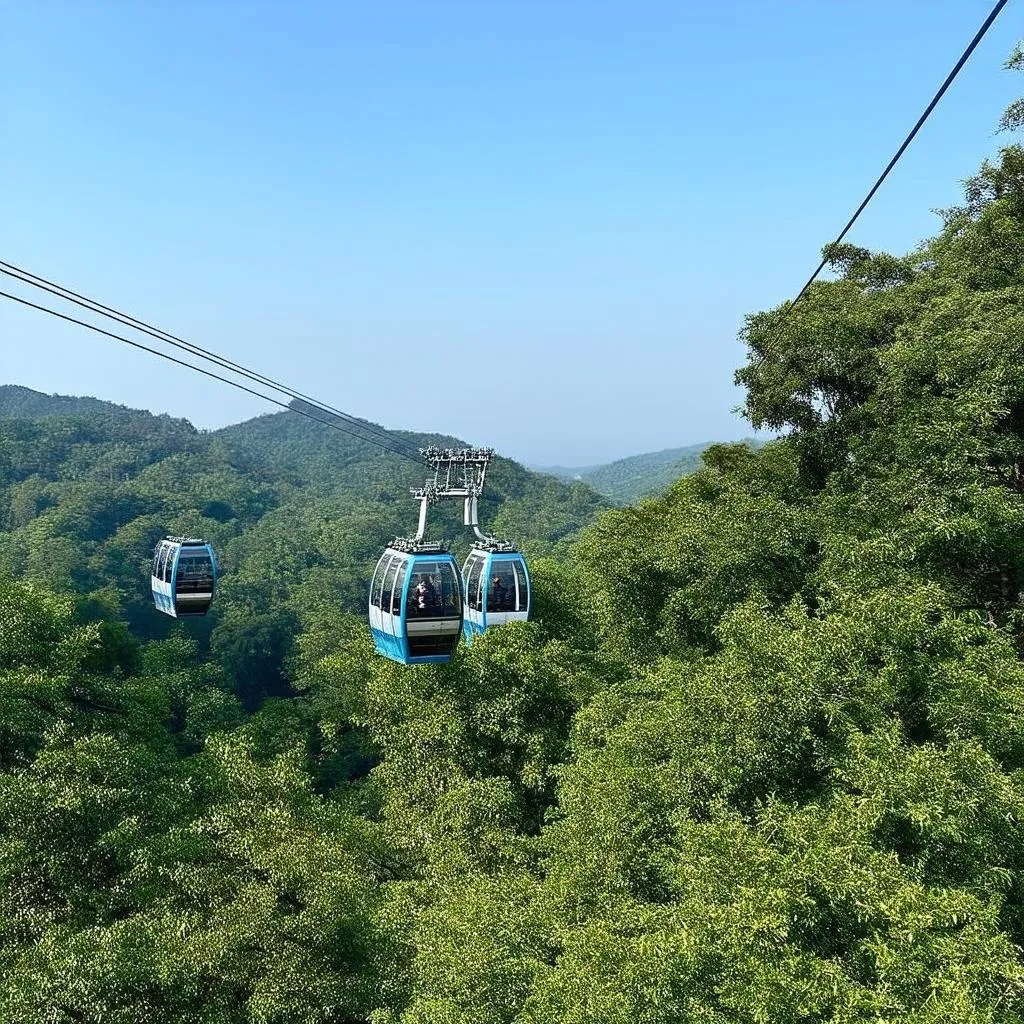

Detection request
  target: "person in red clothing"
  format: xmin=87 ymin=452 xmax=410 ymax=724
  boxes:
xmin=412 ymin=576 xmax=437 ymax=614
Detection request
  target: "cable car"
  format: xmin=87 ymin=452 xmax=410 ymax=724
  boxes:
xmin=369 ymin=542 xmax=464 ymax=664
xmin=462 ymin=545 xmax=531 ymax=641
xmin=151 ymin=537 xmax=217 ymax=617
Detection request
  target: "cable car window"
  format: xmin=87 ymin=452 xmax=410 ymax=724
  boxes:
xmin=391 ymin=560 xmax=408 ymax=614
xmin=513 ymin=560 xmax=529 ymax=613
xmin=370 ymin=556 xmax=386 ymax=607
xmin=158 ymin=546 xmax=171 ymax=582
xmin=372 ymin=555 xmax=393 ymax=609
xmin=487 ymin=565 xmax=516 ymax=612
xmin=439 ymin=561 xmax=462 ymax=615
xmin=178 ymin=554 xmax=213 ymax=589
xmin=380 ymin=558 xmax=400 ymax=611
xmin=152 ymin=546 xmax=163 ymax=577
xmin=408 ymin=561 xmax=461 ymax=619
xmin=465 ymin=557 xmax=484 ymax=611
xmin=407 ymin=563 xmax=439 ymax=618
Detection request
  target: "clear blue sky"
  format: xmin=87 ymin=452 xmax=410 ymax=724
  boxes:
xmin=2 ymin=1 xmax=1021 ymax=465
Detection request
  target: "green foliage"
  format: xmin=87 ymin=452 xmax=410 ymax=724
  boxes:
xmin=0 ymin=579 xmax=387 ymax=1023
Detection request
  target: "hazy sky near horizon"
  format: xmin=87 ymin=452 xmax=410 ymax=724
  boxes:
xmin=2 ymin=1 xmax=1021 ymax=465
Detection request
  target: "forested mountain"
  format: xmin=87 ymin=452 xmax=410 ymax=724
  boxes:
xmin=580 ymin=442 xmax=712 ymax=500
xmin=5 ymin=53 xmax=1024 ymax=1024
xmin=535 ymin=438 xmax=762 ymax=503
xmin=0 ymin=383 xmax=180 ymax=423
xmin=0 ymin=387 xmax=606 ymax=707
xmin=528 ymin=459 xmax=601 ymax=480
xmin=536 ymin=440 xmax=761 ymax=503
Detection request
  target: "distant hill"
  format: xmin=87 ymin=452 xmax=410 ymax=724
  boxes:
xmin=534 ymin=438 xmax=762 ymax=504
xmin=0 ymin=384 xmax=194 ymax=430
xmin=583 ymin=443 xmax=717 ymax=503
xmin=0 ymin=385 xmax=608 ymax=637
xmin=530 ymin=462 xmax=602 ymax=482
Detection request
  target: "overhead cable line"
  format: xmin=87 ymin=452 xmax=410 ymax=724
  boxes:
xmin=775 ymin=0 xmax=1009 ymax=328
xmin=0 ymin=260 xmax=426 ymax=461
xmin=0 ymin=289 xmax=425 ymax=465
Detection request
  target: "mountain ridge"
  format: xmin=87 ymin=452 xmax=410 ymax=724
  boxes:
xmin=0 ymin=383 xmax=609 ymax=639
xmin=533 ymin=438 xmax=763 ymax=503
xmin=0 ymin=387 xmax=748 ymax=503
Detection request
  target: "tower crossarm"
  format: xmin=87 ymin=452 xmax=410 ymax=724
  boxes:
xmin=412 ymin=446 xmax=495 ymax=502
xmin=405 ymin=446 xmax=516 ymax=547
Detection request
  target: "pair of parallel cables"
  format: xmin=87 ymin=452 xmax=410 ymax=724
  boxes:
xmin=0 ymin=263 xmax=426 ymax=465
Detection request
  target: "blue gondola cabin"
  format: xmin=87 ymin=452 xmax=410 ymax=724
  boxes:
xmin=369 ymin=546 xmax=463 ymax=664
xmin=462 ymin=547 xmax=531 ymax=641
xmin=151 ymin=537 xmax=217 ymax=617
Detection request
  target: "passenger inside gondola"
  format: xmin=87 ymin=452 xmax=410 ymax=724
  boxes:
xmin=410 ymin=575 xmax=437 ymax=615
xmin=487 ymin=570 xmax=516 ymax=612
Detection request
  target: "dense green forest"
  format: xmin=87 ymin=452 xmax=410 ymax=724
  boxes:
xmin=0 ymin=386 xmax=605 ymax=706
xmin=537 ymin=438 xmax=763 ymax=504
xmin=6 ymin=55 xmax=1024 ymax=1023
